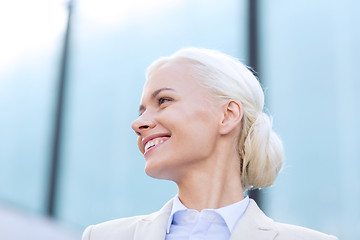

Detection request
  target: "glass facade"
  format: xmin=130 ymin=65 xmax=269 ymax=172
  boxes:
xmin=0 ymin=1 xmax=67 ymax=214
xmin=260 ymin=1 xmax=360 ymax=238
xmin=0 ymin=0 xmax=358 ymax=239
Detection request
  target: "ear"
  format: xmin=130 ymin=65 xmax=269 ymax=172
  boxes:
xmin=219 ymin=99 xmax=243 ymax=135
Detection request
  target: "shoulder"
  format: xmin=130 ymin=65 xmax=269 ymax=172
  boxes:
xmin=273 ymin=222 xmax=338 ymax=240
xmin=82 ymin=214 xmax=146 ymax=240
xmin=82 ymin=198 xmax=174 ymax=240
xmin=241 ymin=200 xmax=338 ymax=240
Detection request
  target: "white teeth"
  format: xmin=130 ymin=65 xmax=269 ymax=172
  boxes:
xmin=144 ymin=138 xmax=166 ymax=152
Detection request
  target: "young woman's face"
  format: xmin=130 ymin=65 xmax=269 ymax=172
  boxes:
xmin=131 ymin=61 xmax=223 ymax=181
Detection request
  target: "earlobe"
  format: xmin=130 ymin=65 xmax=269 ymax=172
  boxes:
xmin=219 ymin=100 xmax=243 ymax=135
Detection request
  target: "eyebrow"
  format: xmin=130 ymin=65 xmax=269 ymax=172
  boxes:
xmin=139 ymin=87 xmax=176 ymax=113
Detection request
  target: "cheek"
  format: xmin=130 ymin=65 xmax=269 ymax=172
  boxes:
xmin=173 ymin=112 xmax=219 ymax=153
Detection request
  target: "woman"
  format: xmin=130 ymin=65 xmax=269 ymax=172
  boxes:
xmin=82 ymin=48 xmax=338 ymax=240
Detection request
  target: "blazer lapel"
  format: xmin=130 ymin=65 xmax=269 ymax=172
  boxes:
xmin=133 ymin=198 xmax=173 ymax=240
xmin=230 ymin=199 xmax=278 ymax=240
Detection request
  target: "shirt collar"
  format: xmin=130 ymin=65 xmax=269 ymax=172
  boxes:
xmin=166 ymin=194 xmax=187 ymax=233
xmin=166 ymin=194 xmax=249 ymax=234
xmin=213 ymin=196 xmax=249 ymax=232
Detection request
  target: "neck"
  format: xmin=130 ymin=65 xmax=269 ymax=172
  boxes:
xmin=175 ymin=146 xmax=244 ymax=211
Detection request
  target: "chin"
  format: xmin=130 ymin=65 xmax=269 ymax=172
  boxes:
xmin=144 ymin=161 xmax=176 ymax=181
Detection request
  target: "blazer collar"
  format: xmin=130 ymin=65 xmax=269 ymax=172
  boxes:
xmin=133 ymin=198 xmax=278 ymax=240
xmin=230 ymin=199 xmax=278 ymax=240
xmin=133 ymin=198 xmax=173 ymax=240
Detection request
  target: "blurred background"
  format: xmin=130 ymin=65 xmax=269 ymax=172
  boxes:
xmin=0 ymin=0 xmax=359 ymax=239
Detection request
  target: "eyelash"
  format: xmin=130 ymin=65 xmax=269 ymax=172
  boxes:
xmin=158 ymin=97 xmax=172 ymax=106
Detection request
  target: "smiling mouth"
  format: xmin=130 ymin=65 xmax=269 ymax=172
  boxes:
xmin=144 ymin=137 xmax=170 ymax=153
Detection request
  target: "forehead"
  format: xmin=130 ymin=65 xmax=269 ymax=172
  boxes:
xmin=142 ymin=61 xmax=199 ymax=97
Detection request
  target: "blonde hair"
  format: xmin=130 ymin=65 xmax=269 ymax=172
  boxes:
xmin=146 ymin=47 xmax=284 ymax=190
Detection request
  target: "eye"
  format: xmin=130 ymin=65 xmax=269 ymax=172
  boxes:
xmin=158 ymin=97 xmax=172 ymax=106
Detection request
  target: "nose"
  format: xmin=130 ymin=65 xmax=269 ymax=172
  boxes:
xmin=131 ymin=113 xmax=156 ymax=136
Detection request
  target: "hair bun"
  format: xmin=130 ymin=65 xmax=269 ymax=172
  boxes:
xmin=240 ymin=112 xmax=284 ymax=190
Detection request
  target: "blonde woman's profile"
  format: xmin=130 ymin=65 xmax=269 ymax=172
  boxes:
xmin=82 ymin=47 xmax=338 ymax=240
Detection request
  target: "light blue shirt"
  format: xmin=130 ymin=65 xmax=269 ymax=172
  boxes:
xmin=165 ymin=195 xmax=250 ymax=240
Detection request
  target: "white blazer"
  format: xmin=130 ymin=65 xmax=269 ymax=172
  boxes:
xmin=82 ymin=199 xmax=338 ymax=240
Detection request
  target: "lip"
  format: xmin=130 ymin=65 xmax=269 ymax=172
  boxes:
xmin=142 ymin=133 xmax=171 ymax=150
